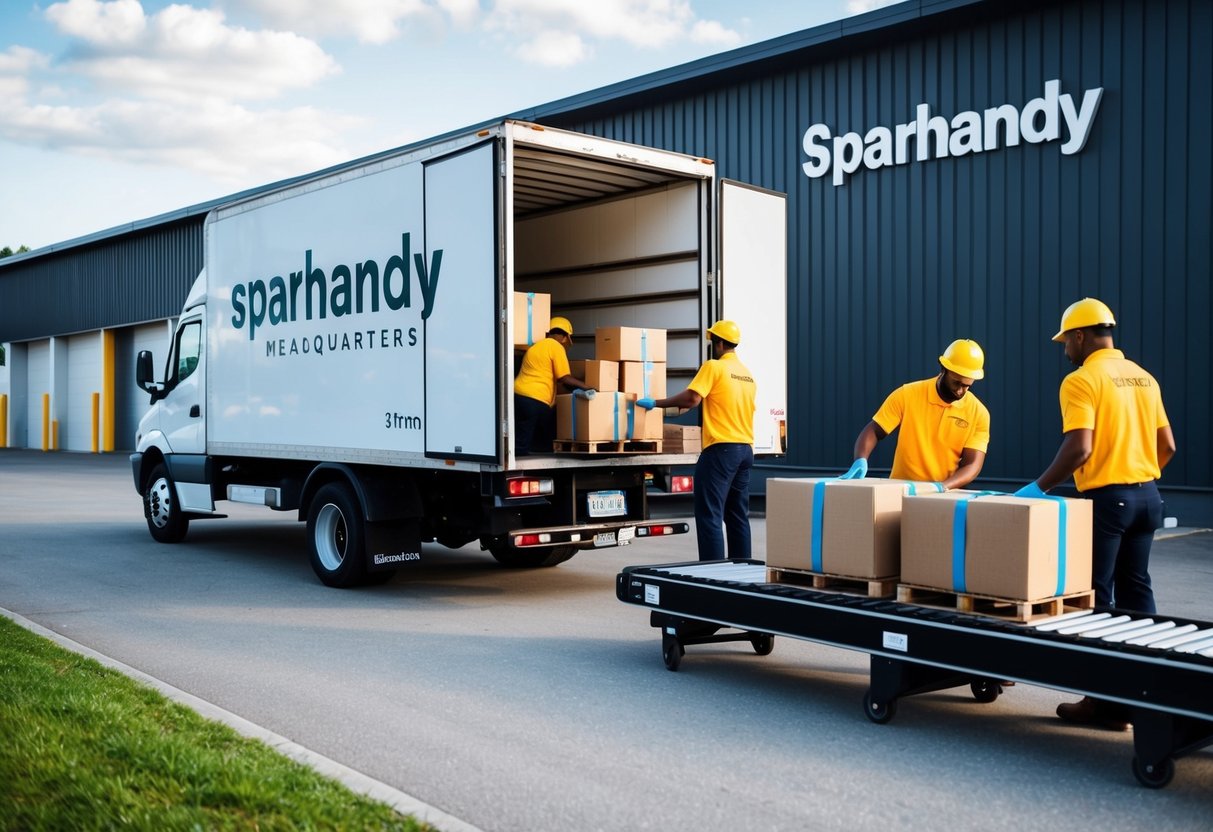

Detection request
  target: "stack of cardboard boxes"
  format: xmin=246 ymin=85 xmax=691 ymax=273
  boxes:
xmin=556 ymin=325 xmax=667 ymax=444
xmin=512 ymin=293 xmax=699 ymax=452
xmin=765 ymin=477 xmax=1093 ymax=603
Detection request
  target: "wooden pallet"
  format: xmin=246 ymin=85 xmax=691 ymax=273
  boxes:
xmin=896 ymin=583 xmax=1096 ymax=623
xmin=552 ymin=439 xmax=663 ymax=454
xmin=766 ymin=567 xmax=897 ymax=599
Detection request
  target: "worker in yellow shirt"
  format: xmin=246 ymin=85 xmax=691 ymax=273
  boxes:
xmin=1014 ymin=298 xmax=1175 ymax=731
xmin=841 ymin=339 xmax=991 ymax=490
xmin=637 ymin=320 xmax=756 ymax=560
xmin=513 ymin=316 xmax=595 ymax=455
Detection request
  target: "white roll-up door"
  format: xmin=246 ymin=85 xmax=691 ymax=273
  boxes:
xmin=65 ymin=333 xmax=103 ymax=451
xmin=24 ymin=340 xmax=50 ymax=448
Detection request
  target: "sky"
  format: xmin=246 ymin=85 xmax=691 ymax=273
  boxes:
xmin=0 ymin=0 xmax=897 ymax=252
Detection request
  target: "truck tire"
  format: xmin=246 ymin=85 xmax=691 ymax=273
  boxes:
xmin=144 ymin=463 xmax=189 ymax=543
xmin=487 ymin=542 xmax=578 ymax=568
xmin=307 ymin=483 xmax=369 ymax=588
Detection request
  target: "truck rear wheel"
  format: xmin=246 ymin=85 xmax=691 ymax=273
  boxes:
xmin=307 ymin=483 xmax=369 ymax=588
xmin=487 ymin=541 xmax=578 ymax=568
xmin=144 ymin=463 xmax=189 ymax=543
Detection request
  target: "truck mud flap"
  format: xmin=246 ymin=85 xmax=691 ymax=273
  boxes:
xmin=365 ymin=519 xmax=423 ymax=572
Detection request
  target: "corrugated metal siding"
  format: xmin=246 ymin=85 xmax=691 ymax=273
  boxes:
xmin=541 ymin=0 xmax=1211 ymax=490
xmin=0 ymin=217 xmax=202 ymax=341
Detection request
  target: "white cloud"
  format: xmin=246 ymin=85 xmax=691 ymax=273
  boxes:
xmin=847 ymin=0 xmax=900 ymax=14
xmin=0 ymin=1 xmax=352 ymax=186
xmin=489 ymin=0 xmax=741 ymax=65
xmin=518 ymin=29 xmax=588 ymax=68
xmin=231 ymin=0 xmax=446 ymax=45
xmin=45 ymin=0 xmax=148 ymax=46
xmin=0 ymin=46 xmax=48 ymax=98
xmin=47 ymin=1 xmax=338 ymax=101
xmin=1 ymin=96 xmax=358 ymax=183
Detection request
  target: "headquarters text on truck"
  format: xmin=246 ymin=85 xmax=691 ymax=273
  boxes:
xmin=230 ymin=232 xmax=442 ymax=341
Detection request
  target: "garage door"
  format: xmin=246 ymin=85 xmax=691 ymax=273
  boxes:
xmin=65 ymin=333 xmax=103 ymax=451
xmin=117 ymin=322 xmax=172 ymax=449
xmin=24 ymin=340 xmax=50 ymax=448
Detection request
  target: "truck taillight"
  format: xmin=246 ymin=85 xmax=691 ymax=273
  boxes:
xmin=637 ymin=525 xmax=677 ymax=537
xmin=507 ymin=477 xmax=554 ymax=497
xmin=669 ymin=476 xmax=694 ymax=493
xmin=514 ymin=533 xmax=551 ymax=546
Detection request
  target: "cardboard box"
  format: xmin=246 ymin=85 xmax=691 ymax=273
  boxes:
xmin=663 ymin=424 xmax=702 ymax=442
xmin=619 ymin=360 xmax=666 ymax=399
xmin=900 ymin=492 xmax=1093 ymax=600
xmin=595 ymin=326 xmax=667 ymax=362
xmin=766 ymin=478 xmax=932 ymax=579
xmin=662 ymin=424 xmax=702 ymax=453
xmin=570 ymin=359 xmax=619 ymax=392
xmin=555 ymin=393 xmax=663 ymax=442
xmin=513 ymin=291 xmax=550 ymax=348
xmin=663 ymin=439 xmax=702 ymax=454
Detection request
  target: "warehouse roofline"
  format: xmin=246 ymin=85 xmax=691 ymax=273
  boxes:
xmin=0 ymin=0 xmax=984 ymax=269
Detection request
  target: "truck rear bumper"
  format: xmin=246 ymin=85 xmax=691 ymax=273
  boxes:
xmin=506 ymin=519 xmax=689 ymax=551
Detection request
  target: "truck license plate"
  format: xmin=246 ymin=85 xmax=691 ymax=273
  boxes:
xmin=587 ymin=490 xmax=627 ymax=518
xmin=594 ymin=531 xmax=617 ymax=547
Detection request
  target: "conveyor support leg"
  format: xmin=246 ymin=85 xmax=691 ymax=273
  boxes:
xmin=1129 ymin=707 xmax=1213 ymax=788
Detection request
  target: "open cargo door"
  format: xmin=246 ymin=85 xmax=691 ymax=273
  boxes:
xmin=718 ymin=180 xmax=787 ymax=455
xmin=423 ymin=141 xmax=501 ymax=462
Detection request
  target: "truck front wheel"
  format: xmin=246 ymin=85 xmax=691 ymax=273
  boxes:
xmin=486 ymin=540 xmax=578 ymax=568
xmin=307 ymin=483 xmax=369 ymax=588
xmin=144 ymin=463 xmax=189 ymax=543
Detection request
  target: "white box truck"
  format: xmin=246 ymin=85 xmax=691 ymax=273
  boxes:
xmin=131 ymin=120 xmax=787 ymax=587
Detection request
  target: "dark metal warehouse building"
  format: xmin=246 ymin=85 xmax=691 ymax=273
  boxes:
xmin=1 ymin=0 xmax=1210 ymax=523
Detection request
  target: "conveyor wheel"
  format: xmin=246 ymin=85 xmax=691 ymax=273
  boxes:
xmin=970 ymin=679 xmax=1001 ymax=703
xmin=750 ymin=633 xmax=775 ymax=656
xmin=1132 ymin=756 xmax=1175 ymax=789
xmin=662 ymin=635 xmax=684 ymax=672
xmin=863 ymin=689 xmax=897 ymax=724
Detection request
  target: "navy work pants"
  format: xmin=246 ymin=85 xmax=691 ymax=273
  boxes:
xmin=1086 ymin=481 xmax=1164 ymax=613
xmin=693 ymin=442 xmax=754 ymax=561
xmin=514 ymin=394 xmax=554 ymax=456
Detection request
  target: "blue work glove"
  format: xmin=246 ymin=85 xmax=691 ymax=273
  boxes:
xmin=573 ymin=388 xmax=597 ymax=400
xmin=636 ymin=397 xmax=656 ymax=409
xmin=839 ymin=458 xmax=868 ymax=479
xmin=1013 ymin=482 xmax=1047 ymax=498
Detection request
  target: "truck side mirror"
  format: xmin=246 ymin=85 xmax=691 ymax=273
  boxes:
xmin=136 ymin=350 xmax=163 ymax=402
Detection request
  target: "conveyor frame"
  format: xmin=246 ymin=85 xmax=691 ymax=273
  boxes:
xmin=618 ymin=559 xmax=1213 ymax=789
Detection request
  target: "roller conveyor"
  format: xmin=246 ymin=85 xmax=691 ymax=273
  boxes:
xmin=617 ymin=559 xmax=1213 ymax=788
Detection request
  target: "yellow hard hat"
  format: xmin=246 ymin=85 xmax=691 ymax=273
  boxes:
xmin=549 ymin=316 xmax=573 ymax=336
xmin=1052 ymin=298 xmax=1116 ymax=342
xmin=706 ymin=320 xmax=741 ymax=345
xmin=938 ymin=339 xmax=985 ymax=380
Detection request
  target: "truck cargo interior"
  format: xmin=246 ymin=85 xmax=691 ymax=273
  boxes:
xmin=510 ymin=145 xmax=705 ymax=399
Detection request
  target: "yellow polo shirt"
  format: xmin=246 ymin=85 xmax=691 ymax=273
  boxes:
xmin=1060 ymin=348 xmax=1169 ymax=491
xmin=688 ymin=352 xmax=756 ymax=448
xmin=872 ymin=377 xmax=991 ymax=482
xmin=513 ymin=337 xmax=570 ymax=406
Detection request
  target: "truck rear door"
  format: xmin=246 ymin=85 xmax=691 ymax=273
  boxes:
xmin=718 ymin=180 xmax=788 ymax=455
xmin=423 ymin=141 xmax=501 ymax=463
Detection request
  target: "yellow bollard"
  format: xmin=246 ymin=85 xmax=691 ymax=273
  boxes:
xmin=42 ymin=393 xmax=49 ymax=452
xmin=91 ymin=392 xmax=100 ymax=453
xmin=52 ymin=420 xmax=59 ymax=451
xmin=0 ymin=393 xmax=7 ymax=449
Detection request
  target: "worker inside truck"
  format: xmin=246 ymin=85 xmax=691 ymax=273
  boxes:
xmin=841 ymin=339 xmax=991 ymax=490
xmin=513 ymin=315 xmax=596 ymax=455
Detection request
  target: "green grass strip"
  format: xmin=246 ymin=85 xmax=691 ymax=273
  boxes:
xmin=0 ymin=616 xmax=433 ymax=832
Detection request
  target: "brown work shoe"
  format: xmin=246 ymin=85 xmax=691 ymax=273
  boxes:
xmin=1056 ymin=697 xmax=1130 ymax=732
